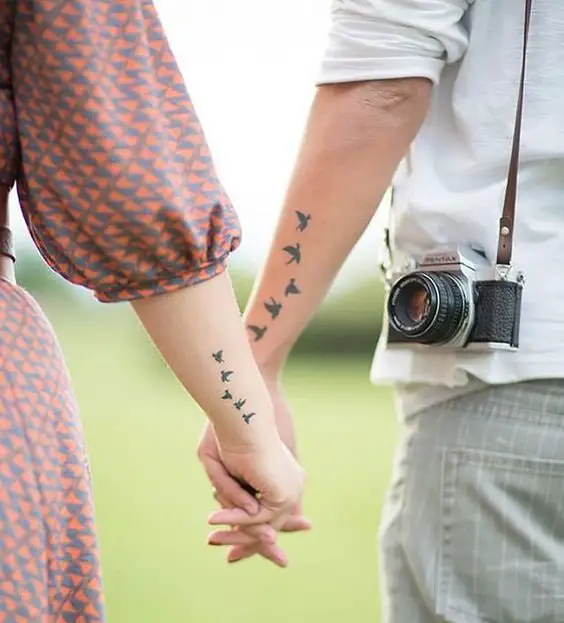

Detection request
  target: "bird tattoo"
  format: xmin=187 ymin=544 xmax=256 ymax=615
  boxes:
xmin=264 ymin=297 xmax=282 ymax=320
xmin=283 ymin=243 xmax=301 ymax=265
xmin=212 ymin=350 xmax=224 ymax=364
xmin=233 ymin=398 xmax=246 ymax=411
xmin=296 ymin=210 xmax=312 ymax=232
xmin=220 ymin=370 xmax=234 ymax=383
xmin=242 ymin=412 xmax=255 ymax=425
xmin=284 ymin=278 xmax=301 ymax=297
xmin=247 ymin=324 xmax=267 ymax=341
xmin=222 ymin=389 xmax=232 ymax=400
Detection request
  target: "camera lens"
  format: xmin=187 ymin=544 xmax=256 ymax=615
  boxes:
xmin=388 ymin=272 xmax=467 ymax=344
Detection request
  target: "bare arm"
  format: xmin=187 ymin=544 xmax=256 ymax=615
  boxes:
xmin=243 ymin=78 xmax=431 ymax=372
xmin=132 ymin=271 xmax=281 ymax=453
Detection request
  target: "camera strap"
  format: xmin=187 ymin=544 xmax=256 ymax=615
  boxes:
xmin=496 ymin=0 xmax=532 ymax=266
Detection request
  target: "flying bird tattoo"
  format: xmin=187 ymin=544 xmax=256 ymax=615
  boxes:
xmin=264 ymin=297 xmax=282 ymax=319
xmin=220 ymin=370 xmax=234 ymax=383
xmin=233 ymin=398 xmax=247 ymax=411
xmin=242 ymin=412 xmax=255 ymax=425
xmin=212 ymin=350 xmax=224 ymax=364
xmin=284 ymin=278 xmax=301 ymax=297
xmin=247 ymin=325 xmax=267 ymax=341
xmin=296 ymin=210 xmax=312 ymax=232
xmin=283 ymin=243 xmax=301 ymax=265
xmin=222 ymin=389 xmax=232 ymax=400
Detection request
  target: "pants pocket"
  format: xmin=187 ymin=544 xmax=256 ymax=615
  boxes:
xmin=438 ymin=448 xmax=564 ymax=623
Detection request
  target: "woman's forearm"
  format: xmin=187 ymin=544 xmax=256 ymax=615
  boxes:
xmin=131 ymin=270 xmax=280 ymax=452
xmin=243 ymin=79 xmax=431 ymax=372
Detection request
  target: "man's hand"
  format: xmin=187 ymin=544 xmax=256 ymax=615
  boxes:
xmin=198 ymin=374 xmax=311 ymax=566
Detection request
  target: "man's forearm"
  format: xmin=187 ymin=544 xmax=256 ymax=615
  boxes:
xmin=244 ymin=78 xmax=431 ymax=371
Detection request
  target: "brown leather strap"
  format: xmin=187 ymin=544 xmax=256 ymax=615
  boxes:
xmin=496 ymin=0 xmax=532 ymax=266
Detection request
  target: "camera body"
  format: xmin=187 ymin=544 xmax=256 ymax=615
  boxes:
xmin=385 ymin=246 xmax=524 ymax=351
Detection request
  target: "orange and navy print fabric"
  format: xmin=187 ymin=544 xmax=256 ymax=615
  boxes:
xmin=2 ymin=0 xmax=241 ymax=303
xmin=0 ymin=1 xmax=243 ymax=621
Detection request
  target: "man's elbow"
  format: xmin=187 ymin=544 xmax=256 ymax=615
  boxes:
xmin=315 ymin=77 xmax=432 ymax=148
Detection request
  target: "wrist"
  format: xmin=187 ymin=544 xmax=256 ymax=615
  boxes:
xmin=212 ymin=408 xmax=282 ymax=455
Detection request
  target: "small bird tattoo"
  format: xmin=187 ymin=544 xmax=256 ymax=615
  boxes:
xmin=222 ymin=389 xmax=232 ymax=400
xmin=264 ymin=297 xmax=282 ymax=320
xmin=296 ymin=210 xmax=312 ymax=232
xmin=284 ymin=278 xmax=301 ymax=297
xmin=247 ymin=325 xmax=267 ymax=341
xmin=242 ymin=412 xmax=255 ymax=425
xmin=212 ymin=350 xmax=224 ymax=364
xmin=233 ymin=398 xmax=246 ymax=411
xmin=220 ymin=370 xmax=234 ymax=383
xmin=283 ymin=243 xmax=301 ymax=265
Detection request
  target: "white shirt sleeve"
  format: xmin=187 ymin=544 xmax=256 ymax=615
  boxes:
xmin=318 ymin=0 xmax=471 ymax=86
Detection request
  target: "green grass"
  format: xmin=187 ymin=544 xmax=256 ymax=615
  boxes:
xmin=53 ymin=307 xmax=398 ymax=622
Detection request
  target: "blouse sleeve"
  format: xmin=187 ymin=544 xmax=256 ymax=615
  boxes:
xmin=10 ymin=1 xmax=241 ymax=302
xmin=0 ymin=5 xmax=19 ymax=190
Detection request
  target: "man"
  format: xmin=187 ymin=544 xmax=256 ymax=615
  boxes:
xmin=201 ymin=1 xmax=564 ymax=621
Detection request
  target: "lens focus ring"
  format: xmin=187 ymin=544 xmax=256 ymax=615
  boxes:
xmin=388 ymin=272 xmax=467 ymax=344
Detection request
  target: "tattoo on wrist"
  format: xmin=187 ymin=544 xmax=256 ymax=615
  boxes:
xmin=212 ymin=350 xmax=224 ymax=363
xmin=242 ymin=412 xmax=255 ymax=425
xmin=296 ymin=210 xmax=311 ymax=232
xmin=284 ymin=278 xmax=301 ymax=297
xmin=247 ymin=324 xmax=267 ymax=341
xmin=283 ymin=242 xmax=301 ymax=265
xmin=220 ymin=370 xmax=234 ymax=383
xmin=213 ymin=350 xmax=256 ymax=425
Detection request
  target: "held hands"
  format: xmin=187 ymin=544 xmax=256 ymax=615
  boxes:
xmin=197 ymin=377 xmax=311 ymax=566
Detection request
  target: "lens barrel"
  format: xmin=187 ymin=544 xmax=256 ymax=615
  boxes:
xmin=388 ymin=272 xmax=468 ymax=344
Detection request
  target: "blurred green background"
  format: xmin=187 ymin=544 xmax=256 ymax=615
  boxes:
xmin=18 ymin=251 xmax=398 ymax=622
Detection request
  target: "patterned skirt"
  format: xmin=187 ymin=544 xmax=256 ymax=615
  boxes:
xmin=0 ymin=279 xmax=104 ymax=622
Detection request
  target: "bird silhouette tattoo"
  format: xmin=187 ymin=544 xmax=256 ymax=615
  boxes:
xmin=284 ymin=278 xmax=301 ymax=297
xmin=247 ymin=324 xmax=267 ymax=341
xmin=296 ymin=210 xmax=312 ymax=232
xmin=242 ymin=412 xmax=255 ymax=425
xmin=233 ymin=398 xmax=246 ymax=411
xmin=264 ymin=297 xmax=282 ymax=319
xmin=283 ymin=243 xmax=301 ymax=265
xmin=222 ymin=389 xmax=232 ymax=400
xmin=212 ymin=350 xmax=224 ymax=364
xmin=220 ymin=370 xmax=234 ymax=383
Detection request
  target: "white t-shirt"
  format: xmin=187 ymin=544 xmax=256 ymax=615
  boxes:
xmin=318 ymin=0 xmax=564 ymax=416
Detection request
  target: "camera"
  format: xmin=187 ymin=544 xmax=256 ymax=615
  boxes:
xmin=385 ymin=246 xmax=524 ymax=351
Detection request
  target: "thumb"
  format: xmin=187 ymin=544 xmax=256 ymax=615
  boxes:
xmin=201 ymin=454 xmax=260 ymax=516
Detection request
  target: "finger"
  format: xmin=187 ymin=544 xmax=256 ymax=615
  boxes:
xmin=202 ymin=456 xmax=259 ymax=515
xmin=208 ymin=505 xmax=284 ymax=528
xmin=280 ymin=514 xmax=313 ymax=533
xmin=212 ymin=493 xmax=278 ymax=541
xmin=208 ymin=527 xmax=276 ymax=547
xmin=228 ymin=543 xmax=288 ymax=568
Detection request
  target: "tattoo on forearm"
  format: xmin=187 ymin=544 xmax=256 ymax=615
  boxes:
xmin=284 ymin=278 xmax=301 ymax=297
xmin=247 ymin=324 xmax=267 ymax=341
xmin=283 ymin=242 xmax=301 ymax=265
xmin=212 ymin=350 xmax=224 ymax=363
xmin=296 ymin=210 xmax=311 ymax=232
xmin=213 ymin=351 xmax=256 ymax=425
xmin=264 ymin=296 xmax=282 ymax=319
xmin=242 ymin=412 xmax=255 ymax=425
xmin=220 ymin=370 xmax=234 ymax=383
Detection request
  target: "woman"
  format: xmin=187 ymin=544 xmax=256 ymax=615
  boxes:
xmin=0 ymin=2 xmax=304 ymax=620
